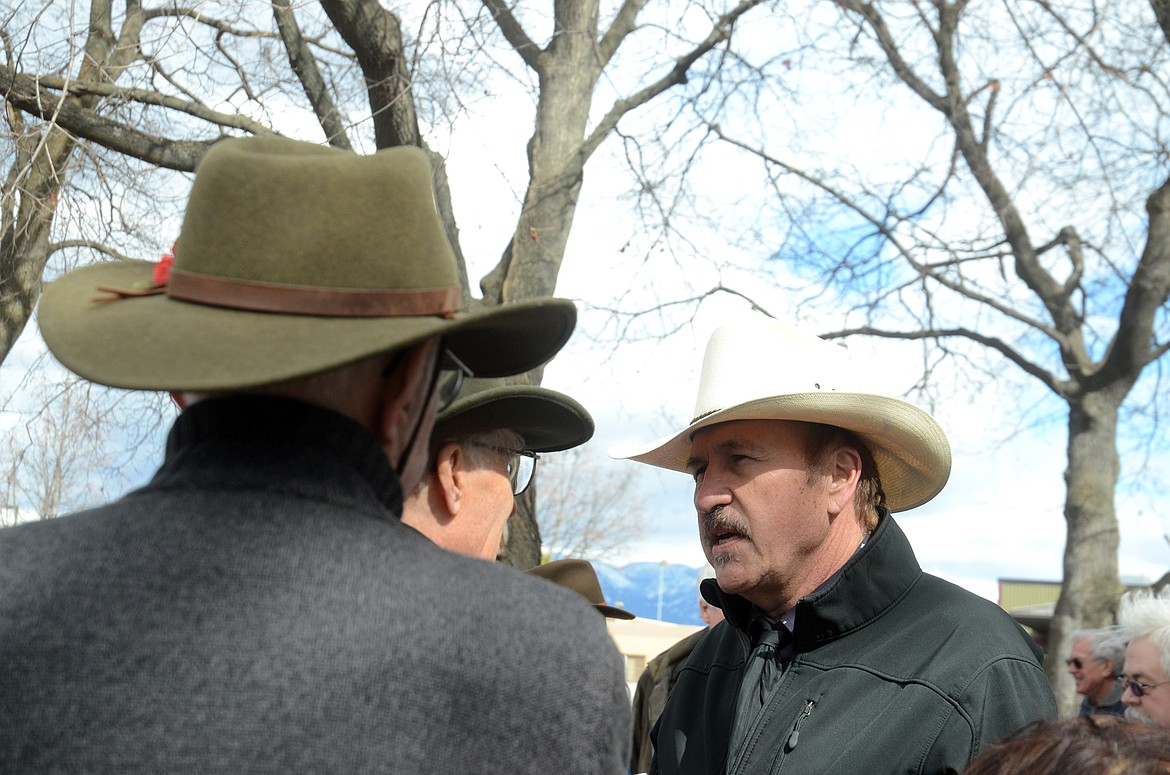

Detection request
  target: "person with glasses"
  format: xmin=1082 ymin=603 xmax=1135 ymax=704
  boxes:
xmin=0 ymin=137 xmax=631 ymax=774
xmin=1065 ymin=627 xmax=1127 ymax=716
xmin=1119 ymin=588 xmax=1170 ymax=727
xmin=402 ymin=376 xmax=593 ymax=562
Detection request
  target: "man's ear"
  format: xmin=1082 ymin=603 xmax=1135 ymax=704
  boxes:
xmin=433 ymin=441 xmax=466 ymax=517
xmin=376 ymin=342 xmax=436 ymax=462
xmin=826 ymin=446 xmax=862 ymax=517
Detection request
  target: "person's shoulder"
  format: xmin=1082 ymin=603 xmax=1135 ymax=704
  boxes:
xmin=433 ymin=554 xmax=611 ymax=626
xmin=908 ymin=572 xmax=1044 ymax=655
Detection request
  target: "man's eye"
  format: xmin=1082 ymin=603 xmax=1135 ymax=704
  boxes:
xmin=690 ymin=466 xmax=706 ymax=484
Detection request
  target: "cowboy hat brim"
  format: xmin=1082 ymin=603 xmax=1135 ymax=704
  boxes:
xmin=609 ymin=391 xmax=951 ymax=513
xmin=38 ymin=262 xmax=576 ymax=391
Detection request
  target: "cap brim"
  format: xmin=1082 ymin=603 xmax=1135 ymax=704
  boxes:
xmin=608 ymin=392 xmax=951 ymax=513
xmin=433 ymin=385 xmax=594 ymax=452
xmin=38 ymin=262 xmax=576 ymax=391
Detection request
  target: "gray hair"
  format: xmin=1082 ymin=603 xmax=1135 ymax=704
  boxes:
xmin=411 ymin=428 xmax=525 ymax=496
xmin=1070 ymin=627 xmax=1127 ymax=674
xmin=458 ymin=428 xmax=525 ymax=470
xmin=1118 ymin=588 xmax=1170 ymax=677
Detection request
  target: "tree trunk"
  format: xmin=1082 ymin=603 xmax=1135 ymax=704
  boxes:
xmin=486 ymin=0 xmax=603 ymax=567
xmin=1046 ymin=392 xmax=1125 ymax=714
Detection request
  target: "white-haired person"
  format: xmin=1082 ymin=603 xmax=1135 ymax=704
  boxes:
xmin=1118 ymin=587 xmax=1170 ymax=727
xmin=1066 ymin=627 xmax=1127 ymax=716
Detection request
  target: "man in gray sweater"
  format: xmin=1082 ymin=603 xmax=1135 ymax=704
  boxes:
xmin=0 ymin=136 xmax=630 ymax=773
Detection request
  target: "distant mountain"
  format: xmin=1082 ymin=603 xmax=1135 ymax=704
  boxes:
xmin=588 ymin=560 xmax=707 ymax=626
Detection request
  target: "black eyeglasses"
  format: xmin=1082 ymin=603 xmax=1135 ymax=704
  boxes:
xmin=1117 ymin=675 xmax=1170 ymax=698
xmin=467 ymin=442 xmax=539 ymax=495
xmin=1065 ymin=657 xmax=1084 ymax=670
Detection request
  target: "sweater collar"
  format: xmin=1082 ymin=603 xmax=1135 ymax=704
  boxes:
xmin=165 ymin=395 xmax=404 ymax=513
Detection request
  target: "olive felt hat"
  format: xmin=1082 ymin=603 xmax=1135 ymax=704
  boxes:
xmin=528 ymin=559 xmax=635 ymax=620
xmin=609 ymin=319 xmax=952 ymax=513
xmin=431 ymin=377 xmax=594 ymax=452
xmin=37 ymin=136 xmax=576 ymax=391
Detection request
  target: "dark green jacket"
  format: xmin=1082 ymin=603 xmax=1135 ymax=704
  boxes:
xmin=650 ymin=514 xmax=1056 ymax=775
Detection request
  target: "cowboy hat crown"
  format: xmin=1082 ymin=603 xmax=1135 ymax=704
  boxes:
xmin=609 ymin=318 xmax=951 ymax=512
xmin=38 ymin=136 xmax=576 ymax=391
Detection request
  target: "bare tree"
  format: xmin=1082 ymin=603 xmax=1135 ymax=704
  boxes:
xmin=0 ymin=0 xmax=772 ymax=566
xmin=0 ymin=362 xmax=169 ymax=520
xmin=533 ymin=445 xmax=646 ymax=561
xmin=697 ymin=1 xmax=1170 ymax=710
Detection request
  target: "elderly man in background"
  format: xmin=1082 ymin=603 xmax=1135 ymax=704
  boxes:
xmin=0 ymin=137 xmax=630 ymax=773
xmin=1067 ymin=627 xmax=1127 ymax=716
xmin=1119 ymin=588 xmax=1170 ymax=727
xmin=401 ymin=376 xmax=593 ymax=560
xmin=612 ymin=317 xmax=1056 ymax=775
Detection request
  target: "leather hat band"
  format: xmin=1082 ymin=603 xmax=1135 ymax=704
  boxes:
xmin=166 ymin=268 xmax=462 ymax=318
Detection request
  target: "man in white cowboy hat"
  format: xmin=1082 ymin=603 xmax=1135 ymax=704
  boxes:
xmin=402 ymin=376 xmax=594 ymax=561
xmin=0 ymin=137 xmax=629 ymax=773
xmin=611 ymin=317 xmax=1055 ymax=775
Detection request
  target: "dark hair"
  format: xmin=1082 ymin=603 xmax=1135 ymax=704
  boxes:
xmin=963 ymin=716 xmax=1170 ymax=775
xmin=802 ymin=423 xmax=884 ymax=532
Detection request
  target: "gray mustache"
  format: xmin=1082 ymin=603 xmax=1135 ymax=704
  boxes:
xmin=702 ymin=506 xmax=749 ymax=542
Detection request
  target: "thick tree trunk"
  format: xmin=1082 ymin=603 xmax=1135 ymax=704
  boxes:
xmin=1046 ymin=393 xmax=1125 ymax=715
xmin=486 ymin=0 xmax=603 ymax=568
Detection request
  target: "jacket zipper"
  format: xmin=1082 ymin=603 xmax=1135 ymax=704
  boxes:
xmin=784 ymin=699 xmax=816 ymax=753
xmin=728 ymin=698 xmax=817 ymax=775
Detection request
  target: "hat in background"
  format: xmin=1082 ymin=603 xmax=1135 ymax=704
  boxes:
xmin=433 ymin=377 xmax=594 ymax=452
xmin=38 ymin=136 xmax=576 ymax=391
xmin=609 ymin=318 xmax=951 ymax=512
xmin=528 ymin=559 xmax=635 ymax=620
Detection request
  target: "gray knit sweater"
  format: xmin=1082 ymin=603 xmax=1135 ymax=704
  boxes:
xmin=0 ymin=396 xmax=630 ymax=773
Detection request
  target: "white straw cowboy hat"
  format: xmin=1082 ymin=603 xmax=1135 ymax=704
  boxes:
xmin=37 ymin=136 xmax=576 ymax=391
xmin=609 ymin=319 xmax=952 ymax=512
xmin=432 ymin=377 xmax=594 ymax=452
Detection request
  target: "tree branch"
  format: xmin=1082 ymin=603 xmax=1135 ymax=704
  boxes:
xmin=822 ymin=326 xmax=1066 ymax=395
xmin=272 ymin=1 xmax=353 ymax=150
xmin=0 ymin=65 xmax=218 ymax=171
xmin=6 ymin=70 xmax=274 ymax=135
xmin=582 ymin=0 xmax=767 ymax=161
xmin=482 ymin=0 xmax=542 ymax=71
xmin=712 ymin=125 xmax=1062 ymax=341
xmin=319 ymin=0 xmax=421 ymax=149
xmin=597 ymin=0 xmax=646 ymax=66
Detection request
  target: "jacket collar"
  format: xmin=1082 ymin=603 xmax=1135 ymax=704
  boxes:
xmin=701 ymin=509 xmax=923 ymax=648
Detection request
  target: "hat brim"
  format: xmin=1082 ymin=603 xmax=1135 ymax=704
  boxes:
xmin=609 ymin=392 xmax=951 ymax=513
xmin=38 ymin=262 xmax=576 ymax=391
xmin=595 ymin=603 xmax=636 ymax=620
xmin=433 ymin=385 xmax=594 ymax=452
